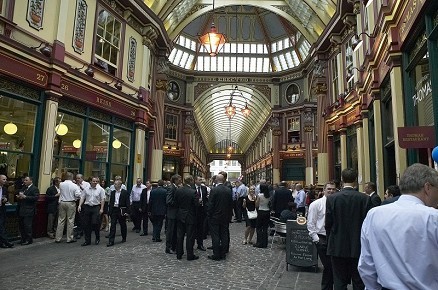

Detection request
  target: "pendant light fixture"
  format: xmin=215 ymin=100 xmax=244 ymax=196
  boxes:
xmin=4 ymin=122 xmax=18 ymax=135
xmin=198 ymin=0 xmax=227 ymax=57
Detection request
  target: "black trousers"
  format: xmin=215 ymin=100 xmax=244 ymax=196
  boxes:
xmin=195 ymin=208 xmax=206 ymax=246
xmin=176 ymin=220 xmax=195 ymax=258
xmin=151 ymin=215 xmax=164 ymax=240
xmin=210 ymin=222 xmax=229 ymax=258
xmin=19 ymin=215 xmax=34 ymax=243
xmin=82 ymin=205 xmax=100 ymax=243
xmin=255 ymin=210 xmax=270 ymax=247
xmin=316 ymin=235 xmax=333 ymax=290
xmin=331 ymin=256 xmax=364 ymax=290
xmin=0 ymin=207 xmax=8 ymax=244
xmin=108 ymin=209 xmax=127 ymax=243
xmin=165 ymin=217 xmax=177 ymax=251
xmin=142 ymin=210 xmax=149 ymax=234
xmin=131 ymin=201 xmax=141 ymax=230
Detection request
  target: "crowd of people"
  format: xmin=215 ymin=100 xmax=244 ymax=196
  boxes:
xmin=1 ymin=164 xmax=437 ymax=289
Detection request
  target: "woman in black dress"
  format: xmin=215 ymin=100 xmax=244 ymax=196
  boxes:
xmin=242 ymin=186 xmax=257 ymax=244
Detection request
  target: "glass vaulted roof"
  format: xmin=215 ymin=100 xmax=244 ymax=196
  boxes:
xmin=169 ymin=5 xmax=312 ymax=72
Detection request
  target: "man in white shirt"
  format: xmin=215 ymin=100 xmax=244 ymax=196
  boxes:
xmin=130 ymin=178 xmax=146 ymax=233
xmin=78 ymin=177 xmax=105 ymax=246
xmin=55 ymin=172 xmax=81 ymax=243
xmin=359 ymin=163 xmax=438 ymax=290
xmin=294 ymin=184 xmax=306 ymax=216
xmin=74 ymin=174 xmax=90 ymax=239
xmin=307 ymin=182 xmax=337 ymax=290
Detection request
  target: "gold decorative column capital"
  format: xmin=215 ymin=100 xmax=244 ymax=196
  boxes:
xmin=155 ymin=79 xmax=167 ymax=91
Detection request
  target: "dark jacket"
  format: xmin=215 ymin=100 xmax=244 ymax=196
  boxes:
xmin=207 ymin=183 xmax=233 ymax=225
xmin=175 ymin=185 xmax=197 ymax=224
xmin=369 ymin=192 xmax=382 ymax=207
xmin=149 ymin=186 xmax=167 ymax=216
xmin=109 ymin=189 xmax=130 ymax=216
xmin=140 ymin=187 xmax=150 ymax=212
xmin=18 ymin=184 xmax=39 ymax=217
xmin=166 ymin=184 xmax=178 ymax=219
xmin=272 ymin=187 xmax=292 ymax=217
xmin=46 ymin=185 xmax=59 ymax=214
xmin=325 ymin=187 xmax=371 ymax=258
xmin=194 ymin=185 xmax=208 ymax=214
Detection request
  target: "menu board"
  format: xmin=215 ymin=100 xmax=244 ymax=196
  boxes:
xmin=286 ymin=220 xmax=318 ymax=269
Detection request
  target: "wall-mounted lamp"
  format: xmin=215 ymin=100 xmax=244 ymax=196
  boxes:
xmin=352 ymin=32 xmax=375 ymax=52
xmin=112 ymin=139 xmax=122 ymax=149
xmin=74 ymin=63 xmax=95 ymax=77
xmin=31 ymin=42 xmax=52 ymax=57
xmin=4 ymin=122 xmax=18 ymax=135
xmin=73 ymin=139 xmax=82 ymax=149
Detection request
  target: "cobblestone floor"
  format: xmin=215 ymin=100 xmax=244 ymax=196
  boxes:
xmin=0 ymin=221 xmax=324 ymax=290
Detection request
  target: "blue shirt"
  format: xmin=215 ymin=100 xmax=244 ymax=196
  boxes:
xmin=358 ymin=195 xmax=438 ymax=290
xmin=295 ymin=189 xmax=306 ymax=208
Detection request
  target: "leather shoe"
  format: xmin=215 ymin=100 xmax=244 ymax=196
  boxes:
xmin=165 ymin=248 xmax=176 ymax=254
xmin=66 ymin=240 xmax=77 ymax=243
xmin=105 ymin=234 xmax=110 ymax=238
xmin=4 ymin=242 xmax=14 ymax=248
xmin=207 ymin=255 xmax=222 ymax=261
xmin=95 ymin=240 xmax=100 ymax=245
xmin=176 ymin=255 xmax=182 ymax=260
xmin=21 ymin=241 xmax=32 ymax=246
xmin=140 ymin=233 xmax=148 ymax=236
xmin=107 ymin=242 xmax=114 ymax=247
xmin=207 ymin=246 xmax=213 ymax=249
xmin=121 ymin=239 xmax=126 ymax=243
xmin=197 ymin=245 xmax=206 ymax=251
xmin=187 ymin=255 xmax=199 ymax=261
xmin=81 ymin=242 xmax=90 ymax=246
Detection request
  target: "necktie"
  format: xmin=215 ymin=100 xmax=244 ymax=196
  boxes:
xmin=196 ymin=187 xmax=201 ymax=199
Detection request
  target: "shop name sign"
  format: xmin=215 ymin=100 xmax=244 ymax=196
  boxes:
xmin=412 ymin=74 xmax=431 ymax=106
xmin=397 ymin=126 xmax=435 ymax=148
xmin=400 ymin=0 xmax=426 ymax=42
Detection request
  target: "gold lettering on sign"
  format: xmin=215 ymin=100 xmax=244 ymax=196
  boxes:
xmin=36 ymin=73 xmax=45 ymax=82
xmin=61 ymin=83 xmax=69 ymax=91
xmin=96 ymin=96 xmax=112 ymax=107
xmin=402 ymin=133 xmax=429 ymax=142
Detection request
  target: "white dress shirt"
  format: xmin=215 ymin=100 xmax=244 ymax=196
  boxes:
xmin=59 ymin=180 xmax=81 ymax=202
xmin=359 ymin=195 xmax=438 ymax=290
xmin=114 ymin=189 xmax=122 ymax=207
xmin=295 ymin=189 xmax=306 ymax=208
xmin=307 ymin=195 xmax=327 ymax=242
xmin=130 ymin=184 xmax=146 ymax=203
xmin=81 ymin=185 xmax=105 ymax=206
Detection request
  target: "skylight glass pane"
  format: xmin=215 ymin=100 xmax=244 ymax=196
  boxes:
xmin=291 ymin=51 xmax=299 ymax=66
xmin=169 ymin=49 xmax=176 ymax=62
xmin=279 ymin=54 xmax=287 ymax=70
xmin=197 ymin=56 xmax=204 ymax=71
xmin=285 ymin=52 xmax=293 ymax=67
xmin=180 ymin=52 xmax=189 ymax=67
xmin=237 ymin=57 xmax=243 ymax=71
xmin=277 ymin=40 xmax=283 ymax=51
xmin=230 ymin=57 xmax=236 ymax=71
xmin=244 ymin=43 xmax=251 ymax=53
xmin=191 ymin=39 xmax=196 ymax=50
xmin=223 ymin=43 xmax=230 ymax=53
xmin=217 ymin=56 xmax=224 ymax=71
xmin=174 ymin=50 xmax=183 ymax=65
xmin=230 ymin=43 xmax=237 ymax=53
xmin=211 ymin=57 xmax=217 ymax=71
xmin=186 ymin=55 xmax=194 ymax=69
xmin=257 ymin=58 xmax=263 ymax=72
xmin=204 ymin=57 xmax=210 ymax=71
xmin=272 ymin=42 xmax=277 ymax=53
xmin=257 ymin=44 xmax=264 ymax=54
xmin=263 ymin=58 xmax=270 ymax=72
xmin=273 ymin=56 xmax=280 ymax=71
xmin=250 ymin=57 xmax=257 ymax=72
xmin=224 ymin=56 xmax=230 ymax=71
xmin=178 ymin=35 xmax=185 ymax=46
xmin=251 ymin=44 xmax=257 ymax=53
xmin=243 ymin=57 xmax=250 ymax=72
xmin=237 ymin=43 xmax=244 ymax=53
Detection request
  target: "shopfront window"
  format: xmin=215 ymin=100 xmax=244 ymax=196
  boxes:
xmin=84 ymin=121 xmax=109 ymax=178
xmin=412 ymin=52 xmax=433 ymax=126
xmin=0 ymin=96 xmax=37 ymax=179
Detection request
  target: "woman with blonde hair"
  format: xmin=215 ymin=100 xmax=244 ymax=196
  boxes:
xmin=242 ymin=185 xmax=257 ymax=244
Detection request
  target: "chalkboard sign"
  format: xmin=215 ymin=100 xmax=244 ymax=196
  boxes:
xmin=286 ymin=219 xmax=318 ymax=270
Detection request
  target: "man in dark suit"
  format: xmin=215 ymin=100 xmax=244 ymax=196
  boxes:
xmin=272 ymin=181 xmax=293 ymax=218
xmin=149 ymin=180 xmax=167 ymax=242
xmin=364 ymin=182 xmax=381 ymax=207
xmin=139 ymin=180 xmax=151 ymax=236
xmin=165 ymin=174 xmax=181 ymax=254
xmin=194 ymin=175 xmax=208 ymax=251
xmin=46 ymin=177 xmax=60 ymax=239
xmin=174 ymin=175 xmax=198 ymax=260
xmin=325 ymin=168 xmax=371 ymax=290
xmin=207 ymin=174 xmax=233 ymax=261
xmin=0 ymin=174 xmax=14 ymax=248
xmin=16 ymin=176 xmax=39 ymax=245
xmin=107 ymin=180 xmax=130 ymax=247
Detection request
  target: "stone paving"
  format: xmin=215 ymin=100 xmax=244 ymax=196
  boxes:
xmin=0 ymin=221 xmax=325 ymax=290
